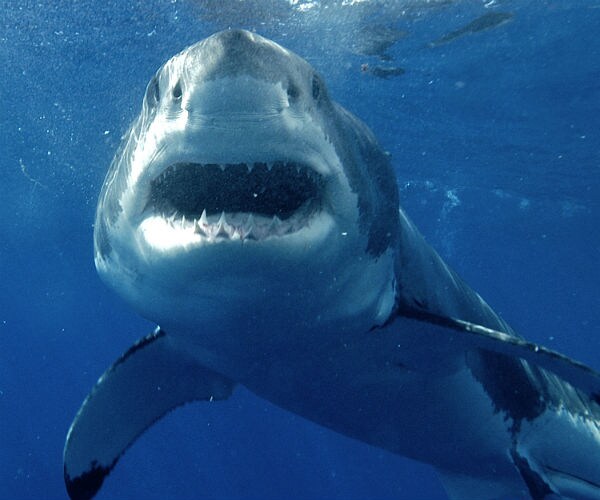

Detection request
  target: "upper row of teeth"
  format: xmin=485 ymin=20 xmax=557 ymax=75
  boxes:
xmin=155 ymin=162 xmax=316 ymax=180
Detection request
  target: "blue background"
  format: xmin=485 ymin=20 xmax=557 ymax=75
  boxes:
xmin=1 ymin=1 xmax=598 ymax=499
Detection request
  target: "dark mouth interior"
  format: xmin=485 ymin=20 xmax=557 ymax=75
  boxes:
xmin=148 ymin=162 xmax=322 ymax=220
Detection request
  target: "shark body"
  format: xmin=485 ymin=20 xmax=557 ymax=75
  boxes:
xmin=64 ymin=30 xmax=600 ymax=500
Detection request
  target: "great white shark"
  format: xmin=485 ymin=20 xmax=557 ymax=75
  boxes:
xmin=64 ymin=29 xmax=600 ymax=499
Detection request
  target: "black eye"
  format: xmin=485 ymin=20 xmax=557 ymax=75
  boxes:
xmin=311 ymin=75 xmax=321 ymax=100
xmin=287 ymin=83 xmax=299 ymax=101
xmin=147 ymin=76 xmax=160 ymax=105
xmin=172 ymin=81 xmax=182 ymax=100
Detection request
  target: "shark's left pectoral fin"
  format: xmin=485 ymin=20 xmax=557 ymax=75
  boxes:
xmin=400 ymin=308 xmax=600 ymax=402
xmin=64 ymin=328 xmax=234 ymax=500
xmin=455 ymin=318 xmax=600 ymax=401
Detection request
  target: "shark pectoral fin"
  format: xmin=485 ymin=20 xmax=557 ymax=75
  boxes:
xmin=63 ymin=328 xmax=234 ymax=500
xmin=453 ymin=319 xmax=600 ymax=401
xmin=402 ymin=309 xmax=600 ymax=402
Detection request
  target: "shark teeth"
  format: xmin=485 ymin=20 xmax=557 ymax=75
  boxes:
xmin=149 ymin=160 xmax=323 ymax=242
xmin=149 ymin=161 xmax=323 ymax=223
xmin=187 ymin=210 xmax=304 ymax=242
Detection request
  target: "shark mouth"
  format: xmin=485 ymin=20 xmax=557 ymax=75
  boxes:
xmin=147 ymin=161 xmax=324 ymax=241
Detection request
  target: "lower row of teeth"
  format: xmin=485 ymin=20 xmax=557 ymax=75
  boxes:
xmin=166 ymin=209 xmax=304 ymax=240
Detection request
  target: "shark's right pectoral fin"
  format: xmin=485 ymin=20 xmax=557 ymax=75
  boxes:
xmin=64 ymin=328 xmax=234 ymax=500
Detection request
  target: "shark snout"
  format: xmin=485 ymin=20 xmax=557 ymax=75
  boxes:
xmin=173 ymin=29 xmax=304 ymax=119
xmin=181 ymin=74 xmax=289 ymax=119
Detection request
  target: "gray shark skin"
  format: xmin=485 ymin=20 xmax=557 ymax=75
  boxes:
xmin=64 ymin=30 xmax=600 ymax=500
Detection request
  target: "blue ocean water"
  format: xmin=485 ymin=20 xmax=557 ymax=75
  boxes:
xmin=1 ymin=1 xmax=598 ymax=499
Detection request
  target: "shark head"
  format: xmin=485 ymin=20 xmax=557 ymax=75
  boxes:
xmin=94 ymin=29 xmax=399 ymax=342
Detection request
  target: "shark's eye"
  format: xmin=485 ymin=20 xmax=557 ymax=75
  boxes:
xmin=287 ymin=83 xmax=299 ymax=101
xmin=172 ymin=81 xmax=182 ymax=100
xmin=311 ymin=75 xmax=321 ymax=100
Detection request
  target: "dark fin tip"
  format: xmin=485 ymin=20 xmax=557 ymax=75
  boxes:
xmin=65 ymin=461 xmax=111 ymax=500
xmin=511 ymin=450 xmax=555 ymax=500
